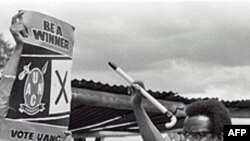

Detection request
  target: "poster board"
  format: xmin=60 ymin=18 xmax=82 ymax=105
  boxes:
xmin=0 ymin=118 xmax=71 ymax=141
xmin=6 ymin=11 xmax=75 ymax=125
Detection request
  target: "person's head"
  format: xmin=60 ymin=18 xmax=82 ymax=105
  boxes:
xmin=183 ymin=100 xmax=232 ymax=141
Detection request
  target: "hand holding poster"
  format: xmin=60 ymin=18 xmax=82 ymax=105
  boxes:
xmin=20 ymin=10 xmax=74 ymax=56
xmin=6 ymin=10 xmax=75 ymax=126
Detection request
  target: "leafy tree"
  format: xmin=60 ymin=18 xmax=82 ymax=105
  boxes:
xmin=0 ymin=34 xmax=14 ymax=70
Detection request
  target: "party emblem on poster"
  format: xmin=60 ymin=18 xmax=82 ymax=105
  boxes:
xmin=18 ymin=62 xmax=48 ymax=115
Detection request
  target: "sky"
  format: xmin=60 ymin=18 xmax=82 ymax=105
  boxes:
xmin=1 ymin=1 xmax=250 ymax=141
xmin=1 ymin=0 xmax=250 ymax=102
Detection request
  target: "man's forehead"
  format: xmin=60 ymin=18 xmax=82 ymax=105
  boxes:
xmin=183 ymin=115 xmax=211 ymax=132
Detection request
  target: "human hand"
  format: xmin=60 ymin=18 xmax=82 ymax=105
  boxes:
xmin=128 ymin=81 xmax=145 ymax=106
xmin=9 ymin=11 xmax=28 ymax=45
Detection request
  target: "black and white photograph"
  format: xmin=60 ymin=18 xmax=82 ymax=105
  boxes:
xmin=0 ymin=0 xmax=250 ymax=141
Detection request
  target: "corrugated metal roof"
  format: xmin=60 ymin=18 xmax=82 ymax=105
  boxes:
xmin=71 ymin=78 xmax=250 ymax=107
xmin=69 ymin=79 xmax=187 ymax=136
xmin=69 ymin=78 xmax=250 ymax=137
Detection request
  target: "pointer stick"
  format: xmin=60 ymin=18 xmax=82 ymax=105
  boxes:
xmin=108 ymin=62 xmax=177 ymax=128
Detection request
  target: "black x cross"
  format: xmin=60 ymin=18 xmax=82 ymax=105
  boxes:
xmin=55 ymin=70 xmax=68 ymax=105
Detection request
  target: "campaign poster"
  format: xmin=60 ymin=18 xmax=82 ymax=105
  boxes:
xmin=6 ymin=11 xmax=75 ymax=126
xmin=0 ymin=118 xmax=72 ymax=141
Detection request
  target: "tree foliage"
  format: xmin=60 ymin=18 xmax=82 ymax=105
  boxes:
xmin=0 ymin=34 xmax=13 ymax=70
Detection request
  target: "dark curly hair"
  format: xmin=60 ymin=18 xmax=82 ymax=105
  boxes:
xmin=186 ymin=99 xmax=232 ymax=138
